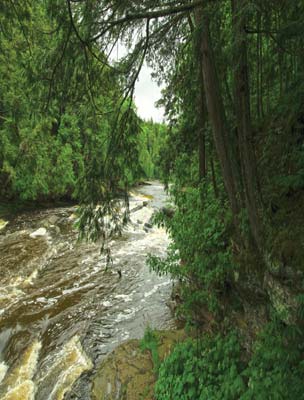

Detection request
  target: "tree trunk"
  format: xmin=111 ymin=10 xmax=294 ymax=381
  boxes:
xmin=197 ymin=70 xmax=207 ymax=181
xmin=232 ymin=0 xmax=263 ymax=251
xmin=199 ymin=12 xmax=241 ymax=220
xmin=193 ymin=10 xmax=207 ymax=182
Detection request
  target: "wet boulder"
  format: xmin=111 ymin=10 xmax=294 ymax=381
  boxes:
xmin=41 ymin=215 xmax=60 ymax=229
xmin=145 ymin=222 xmax=153 ymax=229
xmin=47 ymin=215 xmax=60 ymax=226
xmin=29 ymin=227 xmax=47 ymax=238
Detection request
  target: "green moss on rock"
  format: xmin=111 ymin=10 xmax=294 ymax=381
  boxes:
xmin=92 ymin=330 xmax=186 ymax=400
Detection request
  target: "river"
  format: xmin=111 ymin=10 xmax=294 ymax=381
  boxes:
xmin=0 ymin=182 xmax=174 ymax=399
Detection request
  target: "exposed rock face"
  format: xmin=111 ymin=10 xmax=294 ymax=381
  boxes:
xmin=92 ymin=330 xmax=186 ymax=400
xmin=92 ymin=339 xmax=154 ymax=400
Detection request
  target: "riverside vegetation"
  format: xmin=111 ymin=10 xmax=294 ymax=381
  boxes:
xmin=1 ymin=1 xmax=304 ymax=399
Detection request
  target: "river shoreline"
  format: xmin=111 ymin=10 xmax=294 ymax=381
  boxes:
xmin=0 ymin=180 xmax=154 ymax=221
xmin=0 ymin=182 xmax=174 ymax=400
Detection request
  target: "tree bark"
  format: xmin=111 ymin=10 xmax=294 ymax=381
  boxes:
xmin=199 ymin=12 xmax=241 ymax=220
xmin=194 ymin=9 xmax=207 ymax=181
xmin=232 ymin=0 xmax=263 ymax=250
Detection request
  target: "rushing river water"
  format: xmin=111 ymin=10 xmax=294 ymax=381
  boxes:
xmin=0 ymin=182 xmax=174 ymax=400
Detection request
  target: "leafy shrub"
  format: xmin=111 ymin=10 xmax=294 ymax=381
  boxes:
xmin=148 ymin=184 xmax=234 ymax=315
xmin=241 ymin=322 xmax=304 ymax=400
xmin=155 ymin=324 xmax=304 ymax=400
xmin=155 ymin=333 xmax=245 ymax=400
xmin=140 ymin=326 xmax=161 ymax=375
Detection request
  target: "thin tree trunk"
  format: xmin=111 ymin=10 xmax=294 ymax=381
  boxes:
xmin=256 ymin=9 xmax=261 ymax=119
xmin=232 ymin=0 xmax=263 ymax=250
xmin=199 ymin=12 xmax=241 ymax=221
xmin=258 ymin=13 xmax=264 ymax=117
xmin=193 ymin=10 xmax=207 ymax=182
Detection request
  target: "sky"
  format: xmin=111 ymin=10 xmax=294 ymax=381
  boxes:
xmin=133 ymin=63 xmax=165 ymax=123
xmin=134 ymin=64 xmax=164 ymax=122
xmin=112 ymin=44 xmax=165 ymax=123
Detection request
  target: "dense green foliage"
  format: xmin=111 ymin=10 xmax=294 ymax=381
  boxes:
xmin=140 ymin=326 xmax=161 ymax=375
xmin=139 ymin=120 xmax=167 ymax=179
xmin=0 ymin=2 xmax=113 ymax=200
xmin=147 ymin=0 xmax=304 ymax=322
xmin=155 ymin=333 xmax=244 ymax=400
xmin=1 ymin=0 xmax=304 ymax=398
xmin=149 ymin=184 xmax=233 ymax=315
xmin=0 ymin=2 xmax=164 ymax=203
xmin=155 ymin=324 xmax=304 ymax=400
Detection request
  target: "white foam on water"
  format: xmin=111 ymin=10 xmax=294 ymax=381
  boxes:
xmin=144 ymin=281 xmax=171 ymax=298
xmin=22 ymin=269 xmax=38 ymax=287
xmin=114 ymin=306 xmax=142 ymax=323
xmin=30 ymin=228 xmax=47 ymax=239
xmin=121 ymin=332 xmax=130 ymax=340
xmin=42 ymin=336 xmax=92 ymax=400
xmin=1 ymin=381 xmax=35 ymax=400
xmin=11 ymin=341 xmax=41 ymax=385
xmin=0 ymin=340 xmax=41 ymax=400
xmin=114 ymin=294 xmax=133 ymax=302
xmin=36 ymin=297 xmax=49 ymax=304
xmin=62 ymin=282 xmax=95 ymax=295
xmin=0 ymin=268 xmax=40 ymax=311
xmin=0 ymin=362 xmax=8 ymax=384
xmin=0 ymin=287 xmax=24 ymax=302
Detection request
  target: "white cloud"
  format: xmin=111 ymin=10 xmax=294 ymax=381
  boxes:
xmin=134 ymin=63 xmax=165 ymax=123
xmin=111 ymin=44 xmax=165 ymax=123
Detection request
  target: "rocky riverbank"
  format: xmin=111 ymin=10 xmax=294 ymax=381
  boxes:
xmin=92 ymin=330 xmax=186 ymax=400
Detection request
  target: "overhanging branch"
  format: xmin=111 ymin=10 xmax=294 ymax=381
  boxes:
xmin=91 ymin=0 xmax=204 ymax=42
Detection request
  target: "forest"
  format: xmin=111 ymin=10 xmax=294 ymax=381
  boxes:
xmin=1 ymin=0 xmax=304 ymax=399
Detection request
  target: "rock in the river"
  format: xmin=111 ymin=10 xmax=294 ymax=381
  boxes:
xmin=41 ymin=215 xmax=60 ymax=228
xmin=50 ymin=225 xmax=61 ymax=235
xmin=92 ymin=330 xmax=186 ymax=400
xmin=144 ymin=222 xmax=154 ymax=233
xmin=30 ymin=227 xmax=47 ymax=238
xmin=47 ymin=215 xmax=60 ymax=226
xmin=68 ymin=213 xmax=77 ymax=221
xmin=0 ymin=219 xmax=8 ymax=230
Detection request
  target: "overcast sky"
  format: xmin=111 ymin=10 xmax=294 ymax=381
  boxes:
xmin=133 ymin=63 xmax=165 ymax=123
xmin=112 ymin=44 xmax=165 ymax=123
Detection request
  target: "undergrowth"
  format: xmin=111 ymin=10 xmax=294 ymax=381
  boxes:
xmin=154 ymin=323 xmax=304 ymax=400
xmin=140 ymin=326 xmax=161 ymax=375
xmin=148 ymin=184 xmax=235 ymax=317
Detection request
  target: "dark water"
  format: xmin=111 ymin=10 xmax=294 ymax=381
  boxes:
xmin=0 ymin=182 xmax=174 ymax=400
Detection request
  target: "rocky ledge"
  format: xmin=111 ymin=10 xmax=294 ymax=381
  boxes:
xmin=91 ymin=330 xmax=186 ymax=400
